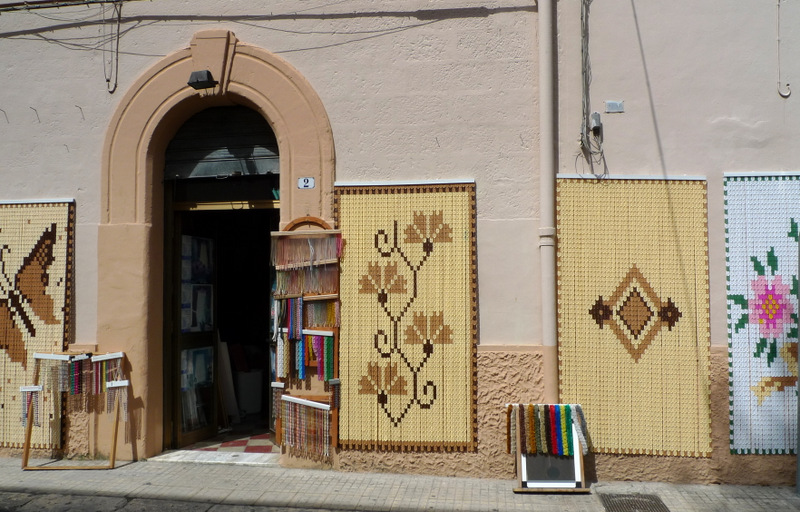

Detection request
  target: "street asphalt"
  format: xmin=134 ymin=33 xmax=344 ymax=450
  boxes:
xmin=0 ymin=455 xmax=799 ymax=511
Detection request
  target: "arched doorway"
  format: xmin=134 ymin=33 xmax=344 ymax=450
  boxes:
xmin=98 ymin=30 xmax=334 ymax=459
xmin=164 ymin=106 xmax=280 ymax=448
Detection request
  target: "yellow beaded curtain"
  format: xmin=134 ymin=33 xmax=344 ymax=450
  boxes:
xmin=557 ymin=178 xmax=711 ymax=456
xmin=335 ymin=183 xmax=477 ymax=451
xmin=0 ymin=201 xmax=74 ymax=449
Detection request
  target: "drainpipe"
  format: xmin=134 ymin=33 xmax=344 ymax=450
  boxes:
xmin=538 ymin=0 xmax=559 ymax=403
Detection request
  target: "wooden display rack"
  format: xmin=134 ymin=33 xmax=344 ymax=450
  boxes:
xmin=506 ymin=403 xmax=590 ymax=494
xmin=22 ymin=351 xmax=127 ymax=471
xmin=271 ymin=216 xmax=340 ymax=452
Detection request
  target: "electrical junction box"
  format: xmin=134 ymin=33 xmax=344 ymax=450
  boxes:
xmin=605 ymin=100 xmax=624 ymax=113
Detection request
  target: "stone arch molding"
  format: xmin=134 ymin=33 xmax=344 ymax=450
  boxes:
xmin=97 ymin=30 xmax=335 ymax=459
xmin=102 ymin=29 xmax=335 ymax=225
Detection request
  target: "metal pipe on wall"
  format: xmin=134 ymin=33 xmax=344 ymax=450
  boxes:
xmin=538 ymin=0 xmax=559 ymax=402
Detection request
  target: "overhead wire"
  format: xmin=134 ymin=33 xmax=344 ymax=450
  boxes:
xmin=101 ymin=1 xmax=122 ymax=93
xmin=577 ymin=0 xmax=607 ymax=178
xmin=0 ymin=0 xmax=145 ymax=13
xmin=32 ymin=6 xmax=102 ymax=22
xmin=777 ymin=0 xmax=791 ymax=98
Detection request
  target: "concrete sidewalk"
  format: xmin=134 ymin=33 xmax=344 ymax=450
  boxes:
xmin=0 ymin=456 xmax=799 ymax=512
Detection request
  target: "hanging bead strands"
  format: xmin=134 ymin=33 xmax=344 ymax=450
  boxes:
xmin=312 ymin=335 xmax=324 ymax=380
xmin=304 ymin=301 xmax=339 ymax=328
xmin=20 ymin=386 xmax=41 ymax=428
xmin=58 ymin=359 xmax=69 ymax=393
xmin=271 ymin=382 xmax=285 ymax=431
xmin=284 ymin=297 xmax=304 ymax=340
xmin=283 ymin=331 xmax=292 ymax=378
xmin=324 ymin=336 xmax=335 ymax=382
xmin=272 ymin=231 xmax=341 ymax=298
xmin=271 ymin=233 xmax=342 ymax=267
xmin=297 ymin=336 xmax=306 ymax=380
xmin=505 ymin=403 xmax=589 ymax=457
xmin=27 ymin=353 xmax=74 ymax=450
xmin=91 ymin=352 xmax=129 ymax=439
xmin=294 ymin=298 xmax=303 ymax=339
xmin=281 ymin=395 xmax=331 ymax=462
xmin=276 ymin=331 xmax=286 ymax=379
xmin=330 ymin=379 xmax=341 ymax=409
xmin=274 ymin=265 xmax=338 ymax=296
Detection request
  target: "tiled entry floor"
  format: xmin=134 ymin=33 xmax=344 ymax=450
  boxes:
xmin=149 ymin=418 xmax=281 ymax=466
xmin=186 ymin=431 xmax=277 ymax=454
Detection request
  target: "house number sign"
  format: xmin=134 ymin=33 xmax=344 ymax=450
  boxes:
xmin=298 ymin=177 xmax=316 ymax=189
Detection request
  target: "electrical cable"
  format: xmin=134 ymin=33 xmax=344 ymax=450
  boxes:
xmin=102 ymin=0 xmax=122 ymax=94
xmin=577 ymin=0 xmax=607 ymax=178
xmin=777 ymin=0 xmax=791 ymax=98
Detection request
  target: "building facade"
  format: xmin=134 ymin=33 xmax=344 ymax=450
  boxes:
xmin=0 ymin=0 xmax=795 ymax=485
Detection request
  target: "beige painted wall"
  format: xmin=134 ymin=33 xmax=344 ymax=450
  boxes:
xmin=549 ymin=2 xmax=799 ymax=483
xmin=0 ymin=1 xmax=540 ymax=461
xmin=557 ymin=1 xmax=800 ymax=350
xmin=1 ymin=1 xmax=795 ymax=484
xmin=0 ymin=1 xmax=540 ymax=348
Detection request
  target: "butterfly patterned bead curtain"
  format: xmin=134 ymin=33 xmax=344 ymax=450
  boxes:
xmin=0 ymin=201 xmax=74 ymax=450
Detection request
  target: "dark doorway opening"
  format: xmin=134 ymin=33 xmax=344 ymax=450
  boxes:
xmin=162 ymin=105 xmax=280 ymax=450
xmin=165 ymin=203 xmax=279 ymax=449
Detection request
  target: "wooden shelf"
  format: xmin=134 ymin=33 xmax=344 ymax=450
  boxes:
xmin=302 ymin=293 xmax=338 ymax=301
xmin=174 ymin=199 xmax=279 ymax=211
xmin=271 ymin=218 xmax=340 ymax=453
xmin=274 ymin=258 xmax=338 ymax=270
xmin=274 ymin=293 xmax=338 ymax=301
xmin=270 ymin=229 xmax=340 ymax=237
xmin=279 ymin=327 xmax=335 ymax=336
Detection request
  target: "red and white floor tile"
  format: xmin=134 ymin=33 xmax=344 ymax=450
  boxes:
xmin=187 ymin=432 xmax=277 ymax=454
xmin=149 ymin=419 xmax=280 ymax=465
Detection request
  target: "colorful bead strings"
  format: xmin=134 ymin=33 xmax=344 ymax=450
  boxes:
xmin=506 ymin=404 xmax=589 ymax=456
xmin=281 ymin=398 xmax=331 ymax=461
xmin=20 ymin=389 xmax=40 ymax=428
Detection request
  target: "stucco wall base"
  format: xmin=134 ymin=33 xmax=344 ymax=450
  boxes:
xmin=62 ymin=408 xmax=90 ymax=458
xmin=281 ymin=452 xmax=334 ymax=470
xmin=589 ymin=346 xmax=795 ymax=486
xmin=332 ymin=347 xmax=544 ymax=477
xmin=6 ymin=348 xmax=792 ymax=484
xmin=324 ymin=346 xmax=795 ymax=485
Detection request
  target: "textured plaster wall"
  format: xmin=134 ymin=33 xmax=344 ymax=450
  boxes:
xmin=335 ymin=348 xmax=544 ymax=477
xmin=591 ymin=347 xmax=795 ymax=485
xmin=329 ymin=347 xmax=795 ymax=484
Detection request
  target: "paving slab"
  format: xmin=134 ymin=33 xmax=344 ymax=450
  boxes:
xmin=15 ymin=494 xmax=127 ymax=512
xmin=1 ymin=457 xmax=800 ymax=511
xmin=120 ymin=498 xmax=213 ymax=512
xmin=0 ymin=492 xmax=36 ymax=512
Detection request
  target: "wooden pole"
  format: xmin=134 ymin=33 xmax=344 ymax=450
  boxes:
xmin=20 ymin=360 xmax=41 ymax=469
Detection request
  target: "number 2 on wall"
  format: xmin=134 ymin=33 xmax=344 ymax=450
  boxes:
xmin=297 ymin=177 xmax=316 ymax=189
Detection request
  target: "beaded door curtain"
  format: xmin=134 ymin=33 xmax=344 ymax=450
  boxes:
xmin=557 ymin=179 xmax=711 ymax=456
xmin=725 ymin=175 xmax=798 ymax=454
xmin=0 ymin=201 xmax=74 ymax=449
xmin=335 ymin=183 xmax=477 ymax=451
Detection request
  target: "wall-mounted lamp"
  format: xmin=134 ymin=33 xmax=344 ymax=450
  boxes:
xmin=188 ymin=70 xmax=218 ymax=90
